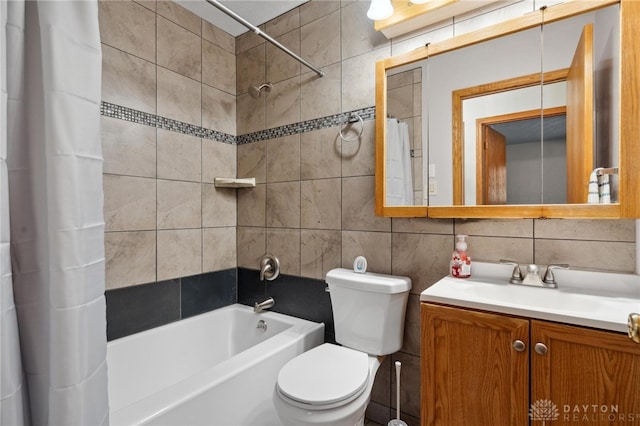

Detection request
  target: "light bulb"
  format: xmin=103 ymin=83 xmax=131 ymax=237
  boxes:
xmin=367 ymin=0 xmax=394 ymax=20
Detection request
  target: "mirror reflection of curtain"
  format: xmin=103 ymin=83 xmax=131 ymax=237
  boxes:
xmin=1 ymin=1 xmax=109 ymax=424
xmin=385 ymin=118 xmax=414 ymax=205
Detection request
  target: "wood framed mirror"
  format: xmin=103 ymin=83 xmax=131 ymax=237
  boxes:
xmin=375 ymin=0 xmax=640 ymax=219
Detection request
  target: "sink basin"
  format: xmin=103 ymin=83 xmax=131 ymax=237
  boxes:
xmin=420 ymin=262 xmax=640 ymax=333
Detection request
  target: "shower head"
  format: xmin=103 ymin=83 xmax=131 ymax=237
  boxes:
xmin=248 ymin=82 xmax=272 ymax=99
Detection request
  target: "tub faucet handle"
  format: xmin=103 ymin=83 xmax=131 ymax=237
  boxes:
xmin=260 ymin=254 xmax=280 ymax=281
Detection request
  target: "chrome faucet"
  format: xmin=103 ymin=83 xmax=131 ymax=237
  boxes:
xmin=260 ymin=254 xmax=280 ymax=281
xmin=500 ymin=260 xmax=568 ymax=288
xmin=254 ymin=297 xmax=275 ymax=313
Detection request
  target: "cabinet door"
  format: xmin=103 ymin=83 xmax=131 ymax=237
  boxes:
xmin=531 ymin=320 xmax=640 ymax=425
xmin=421 ymin=304 xmax=529 ymax=426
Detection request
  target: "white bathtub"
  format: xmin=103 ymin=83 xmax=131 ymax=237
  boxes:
xmin=107 ymin=304 xmax=324 ymax=425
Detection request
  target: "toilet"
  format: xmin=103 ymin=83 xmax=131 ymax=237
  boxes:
xmin=273 ymin=268 xmax=411 ymax=426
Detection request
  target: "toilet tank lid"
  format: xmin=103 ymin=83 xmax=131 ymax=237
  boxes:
xmin=325 ymin=268 xmax=411 ymax=294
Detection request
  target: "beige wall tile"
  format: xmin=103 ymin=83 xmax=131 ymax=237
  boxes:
xmin=340 ymin=1 xmax=389 ymax=60
xmin=237 ymin=184 xmax=266 ymax=227
xmin=392 ymin=233 xmax=451 ymax=294
xmin=267 ymin=30 xmax=301 ymax=84
xmin=202 ymin=20 xmax=235 ymax=54
xmin=469 ymin=235 xmax=534 ymax=265
xmin=202 ymin=85 xmax=236 ymax=135
xmin=157 ymin=130 xmax=201 ymax=182
xmin=342 ymin=230 xmax=392 ymax=274
xmin=202 ymin=184 xmax=236 ymax=227
xmin=133 ymin=0 xmax=155 ymax=12
xmin=391 ymin=218 xmax=454 ymax=234
xmin=300 ymin=0 xmax=340 ymax=26
xmin=301 ymin=62 xmax=341 ymax=121
xmin=266 ymin=181 xmax=301 ymax=228
xmin=236 ymin=26 xmax=264 ymax=55
xmin=341 ymin=47 xmax=390 ymax=111
xmin=535 ymin=239 xmax=635 ymax=273
xmin=157 ymin=67 xmax=202 ymax=126
xmin=203 ymin=40 xmax=236 ymax=95
xmin=202 ymin=139 xmax=236 ymax=184
xmin=105 ymin=231 xmax=156 ymax=289
xmin=237 ymin=93 xmax=266 ymax=135
xmin=342 ymin=176 xmax=391 ymax=232
xmin=265 ymin=8 xmax=300 ymax=37
xmin=341 ymin=120 xmax=376 ymax=177
xmin=300 ymin=126 xmax=342 ymax=180
xmin=236 ymin=44 xmax=266 ymax=96
xmin=237 ymin=226 xmax=266 ymax=269
xmin=266 ymin=76 xmax=301 ymax=128
xmin=455 ymin=218 xmax=534 ymax=238
xmin=157 ymin=180 xmax=201 ymax=229
xmin=157 ymin=229 xmax=202 ymax=280
xmin=203 ymin=227 xmax=237 ymax=272
xmin=104 ymin=175 xmax=156 ymax=231
xmin=534 ymin=219 xmax=635 ymax=242
xmin=266 ymin=228 xmax=301 ymax=276
xmin=101 ymin=44 xmax=156 ymax=114
xmin=99 ymin=0 xmax=156 ymax=62
xmin=387 ymin=84 xmax=414 ymax=120
xmin=267 ymin=135 xmax=300 ymax=183
xmin=300 ymin=229 xmax=341 ymax=279
xmin=300 ymin=10 xmax=341 ymax=68
xmin=156 ymin=0 xmax=201 ymax=35
xmin=101 ymin=117 xmax=156 ymax=178
xmin=301 ymin=178 xmax=341 ymax=230
xmin=237 ymin=141 xmax=266 ymax=183
xmin=157 ymin=16 xmax=202 ymax=81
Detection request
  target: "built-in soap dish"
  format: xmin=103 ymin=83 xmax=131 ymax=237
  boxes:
xmin=213 ymin=177 xmax=256 ymax=188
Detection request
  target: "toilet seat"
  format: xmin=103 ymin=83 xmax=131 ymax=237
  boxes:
xmin=276 ymin=343 xmax=370 ymax=410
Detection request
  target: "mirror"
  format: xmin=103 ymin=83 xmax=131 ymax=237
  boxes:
xmin=375 ymin=0 xmax=639 ymax=219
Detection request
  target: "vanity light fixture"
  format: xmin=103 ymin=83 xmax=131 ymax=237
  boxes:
xmin=409 ymin=0 xmax=430 ymax=3
xmin=367 ymin=0 xmax=394 ymax=20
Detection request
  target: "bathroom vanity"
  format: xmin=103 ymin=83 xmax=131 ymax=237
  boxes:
xmin=420 ymin=263 xmax=640 ymax=426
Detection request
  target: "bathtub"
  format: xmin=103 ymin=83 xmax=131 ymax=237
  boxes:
xmin=107 ymin=304 xmax=324 ymax=425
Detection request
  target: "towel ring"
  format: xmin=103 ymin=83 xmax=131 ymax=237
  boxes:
xmin=339 ymin=113 xmax=364 ymax=142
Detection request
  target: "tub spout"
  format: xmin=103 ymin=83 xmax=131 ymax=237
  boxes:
xmin=254 ymin=297 xmax=275 ymax=313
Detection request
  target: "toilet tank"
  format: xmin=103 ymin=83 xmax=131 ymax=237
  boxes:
xmin=326 ymin=268 xmax=411 ymax=356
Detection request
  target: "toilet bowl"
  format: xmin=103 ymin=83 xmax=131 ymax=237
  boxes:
xmin=273 ymin=344 xmax=380 ymax=426
xmin=273 ymin=268 xmax=411 ymax=426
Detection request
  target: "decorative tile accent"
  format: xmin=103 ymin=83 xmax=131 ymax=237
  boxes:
xmin=100 ymin=101 xmax=374 ymax=146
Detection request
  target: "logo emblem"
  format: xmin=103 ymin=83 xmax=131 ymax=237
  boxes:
xmin=529 ymin=399 xmax=560 ymax=424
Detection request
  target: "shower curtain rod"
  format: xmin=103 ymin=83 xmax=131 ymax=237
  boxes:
xmin=204 ymin=0 xmax=325 ymax=77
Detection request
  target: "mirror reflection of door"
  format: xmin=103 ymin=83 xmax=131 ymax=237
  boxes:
xmin=476 ymin=107 xmax=567 ymax=205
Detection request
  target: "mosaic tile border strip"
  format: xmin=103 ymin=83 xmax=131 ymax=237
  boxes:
xmin=100 ymin=102 xmax=236 ymax=144
xmin=100 ymin=101 xmax=375 ymax=145
xmin=236 ymin=106 xmax=376 ymax=145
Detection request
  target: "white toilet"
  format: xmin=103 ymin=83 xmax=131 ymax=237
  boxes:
xmin=273 ymin=268 xmax=411 ymax=426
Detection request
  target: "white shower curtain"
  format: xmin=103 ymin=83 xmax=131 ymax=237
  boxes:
xmin=385 ymin=119 xmax=414 ymax=206
xmin=1 ymin=1 xmax=109 ymax=425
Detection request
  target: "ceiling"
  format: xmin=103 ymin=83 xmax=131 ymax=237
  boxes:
xmin=491 ymin=115 xmax=567 ymax=145
xmin=175 ymin=0 xmax=308 ymax=37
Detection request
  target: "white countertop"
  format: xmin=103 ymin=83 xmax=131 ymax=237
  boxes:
xmin=420 ymin=262 xmax=640 ymax=333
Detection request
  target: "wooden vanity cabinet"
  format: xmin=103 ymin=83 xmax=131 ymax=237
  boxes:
xmin=421 ymin=303 xmax=640 ymax=426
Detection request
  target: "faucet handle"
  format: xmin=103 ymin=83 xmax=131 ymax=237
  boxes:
xmin=543 ymin=264 xmax=569 ymax=285
xmin=499 ymin=259 xmax=524 ymax=283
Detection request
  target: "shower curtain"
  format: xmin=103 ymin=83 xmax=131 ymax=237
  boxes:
xmin=1 ymin=1 xmax=109 ymax=425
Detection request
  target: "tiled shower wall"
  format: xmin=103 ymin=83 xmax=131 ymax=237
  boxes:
xmin=234 ymin=1 xmax=636 ymax=425
xmin=99 ymin=0 xmax=237 ymax=290
xmin=98 ymin=0 xmax=636 ymax=424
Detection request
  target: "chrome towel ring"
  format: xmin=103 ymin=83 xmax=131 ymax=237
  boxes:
xmin=339 ymin=113 xmax=364 ymax=142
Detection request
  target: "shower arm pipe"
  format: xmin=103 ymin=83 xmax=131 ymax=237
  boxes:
xmin=204 ymin=0 xmax=324 ymax=78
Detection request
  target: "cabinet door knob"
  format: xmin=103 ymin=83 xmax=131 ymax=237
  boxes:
xmin=512 ymin=340 xmax=526 ymax=352
xmin=534 ymin=343 xmax=548 ymax=355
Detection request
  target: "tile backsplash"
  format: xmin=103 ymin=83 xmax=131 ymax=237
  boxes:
xmin=100 ymin=1 xmax=636 ymax=425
